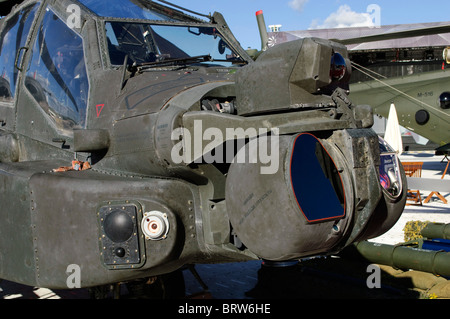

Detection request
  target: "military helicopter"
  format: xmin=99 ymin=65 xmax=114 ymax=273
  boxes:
xmin=0 ymin=0 xmax=407 ymax=297
xmin=339 ymin=28 xmax=450 ymax=154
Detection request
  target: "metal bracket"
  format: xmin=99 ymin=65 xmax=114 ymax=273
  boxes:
xmin=331 ymin=88 xmax=359 ymax=128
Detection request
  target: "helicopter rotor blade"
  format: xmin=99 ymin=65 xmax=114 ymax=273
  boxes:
xmin=334 ymin=24 xmax=450 ymax=45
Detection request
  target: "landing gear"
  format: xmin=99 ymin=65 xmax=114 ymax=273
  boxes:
xmin=88 ymin=270 xmax=185 ymax=299
xmin=126 ymin=271 xmax=185 ymax=299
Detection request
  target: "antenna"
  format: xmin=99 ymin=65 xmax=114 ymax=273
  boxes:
xmin=256 ymin=10 xmax=269 ymax=51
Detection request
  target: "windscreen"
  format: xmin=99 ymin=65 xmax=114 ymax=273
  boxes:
xmin=105 ymin=22 xmax=245 ymax=67
xmin=26 ymin=7 xmax=89 ymax=134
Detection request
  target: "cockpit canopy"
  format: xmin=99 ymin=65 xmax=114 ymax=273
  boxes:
xmin=0 ymin=0 xmax=248 ymax=137
xmin=79 ymin=0 xmax=246 ymax=67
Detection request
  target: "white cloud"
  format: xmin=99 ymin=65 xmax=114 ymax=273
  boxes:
xmin=288 ymin=0 xmax=309 ymax=13
xmin=310 ymin=5 xmax=376 ymax=29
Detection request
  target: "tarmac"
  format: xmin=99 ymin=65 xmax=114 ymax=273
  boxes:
xmin=0 ymin=152 xmax=449 ymax=299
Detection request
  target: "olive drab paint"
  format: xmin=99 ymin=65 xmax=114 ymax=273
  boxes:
xmin=0 ymin=0 xmax=406 ymax=290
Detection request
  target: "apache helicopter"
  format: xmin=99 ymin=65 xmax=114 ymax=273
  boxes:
xmin=0 ymin=0 xmax=407 ymax=296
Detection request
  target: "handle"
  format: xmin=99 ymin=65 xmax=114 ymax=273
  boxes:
xmin=14 ymin=47 xmax=29 ymax=71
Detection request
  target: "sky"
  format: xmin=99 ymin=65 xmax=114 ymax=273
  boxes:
xmin=170 ymin=0 xmax=450 ymax=50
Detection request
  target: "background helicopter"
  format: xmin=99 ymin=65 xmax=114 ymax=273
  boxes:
xmin=341 ymin=26 xmax=450 ymax=154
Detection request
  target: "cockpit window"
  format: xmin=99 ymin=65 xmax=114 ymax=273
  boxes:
xmin=0 ymin=3 xmax=39 ymax=102
xmin=106 ymin=22 xmax=244 ymax=67
xmin=78 ymin=0 xmax=179 ymax=21
xmin=26 ymin=7 xmax=89 ymax=134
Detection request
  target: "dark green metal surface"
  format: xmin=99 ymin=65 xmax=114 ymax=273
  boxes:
xmin=422 ymin=223 xmax=450 ymax=240
xmin=0 ymin=0 xmax=407 ymax=290
xmin=356 ymin=241 xmax=450 ymax=278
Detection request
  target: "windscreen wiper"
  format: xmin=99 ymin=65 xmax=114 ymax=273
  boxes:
xmin=131 ymin=54 xmax=213 ymax=72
